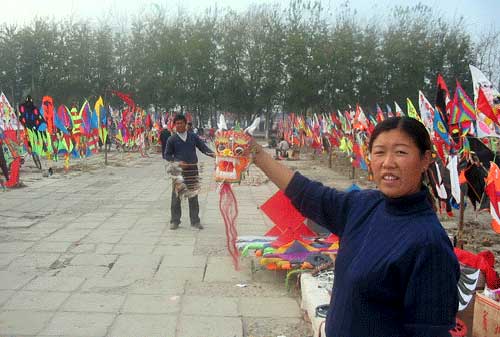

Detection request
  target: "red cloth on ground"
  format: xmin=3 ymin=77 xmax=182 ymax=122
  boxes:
xmin=454 ymin=248 xmax=500 ymax=289
xmin=5 ymin=157 xmax=20 ymax=187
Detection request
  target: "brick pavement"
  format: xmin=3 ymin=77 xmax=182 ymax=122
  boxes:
xmin=0 ymin=150 xmax=311 ymax=337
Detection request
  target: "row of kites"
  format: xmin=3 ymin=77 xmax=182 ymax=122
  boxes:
xmin=0 ymin=90 xmax=192 ymax=187
xmin=275 ymin=65 xmax=500 ymax=232
xmin=279 ymin=65 xmax=498 ymax=163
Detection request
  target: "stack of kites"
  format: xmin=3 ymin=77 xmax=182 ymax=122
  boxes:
xmin=238 ymin=190 xmax=340 ymax=271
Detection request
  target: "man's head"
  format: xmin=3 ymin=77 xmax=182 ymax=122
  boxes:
xmin=174 ymin=114 xmax=187 ymax=133
xmin=187 ymin=122 xmax=193 ymax=130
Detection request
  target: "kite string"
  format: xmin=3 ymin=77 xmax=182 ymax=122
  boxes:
xmin=219 ymin=182 xmax=240 ymax=270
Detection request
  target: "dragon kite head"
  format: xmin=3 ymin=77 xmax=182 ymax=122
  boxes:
xmin=214 ymin=130 xmax=252 ymax=183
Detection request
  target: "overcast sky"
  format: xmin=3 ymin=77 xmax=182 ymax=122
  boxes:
xmin=2 ymin=0 xmax=498 ymax=38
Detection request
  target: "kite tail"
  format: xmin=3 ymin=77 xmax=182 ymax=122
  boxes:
xmin=219 ymin=182 xmax=240 ymax=270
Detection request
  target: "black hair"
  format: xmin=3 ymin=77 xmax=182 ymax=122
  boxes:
xmin=368 ymin=116 xmax=431 ymax=156
xmin=173 ymin=114 xmax=187 ymax=123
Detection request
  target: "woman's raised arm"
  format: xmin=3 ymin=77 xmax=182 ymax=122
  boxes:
xmin=252 ymin=142 xmax=294 ymax=191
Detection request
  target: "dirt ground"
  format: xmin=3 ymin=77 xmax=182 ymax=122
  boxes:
xmin=5 ymin=149 xmax=150 ymax=186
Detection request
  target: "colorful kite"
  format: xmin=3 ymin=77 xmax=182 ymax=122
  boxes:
xmin=216 ymin=116 xmax=259 ymax=269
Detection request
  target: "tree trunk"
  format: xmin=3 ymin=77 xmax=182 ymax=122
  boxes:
xmin=265 ymin=105 xmax=271 ymax=140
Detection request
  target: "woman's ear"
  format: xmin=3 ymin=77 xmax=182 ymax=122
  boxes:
xmin=422 ymin=150 xmax=432 ymax=172
xmin=367 ymin=159 xmax=374 ymax=181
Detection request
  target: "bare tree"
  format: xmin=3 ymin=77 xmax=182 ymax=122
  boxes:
xmin=475 ymin=27 xmax=500 ymax=88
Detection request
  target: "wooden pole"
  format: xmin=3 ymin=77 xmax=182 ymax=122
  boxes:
xmin=456 ymin=184 xmax=467 ymax=249
xmin=104 ymin=133 xmax=108 ymax=165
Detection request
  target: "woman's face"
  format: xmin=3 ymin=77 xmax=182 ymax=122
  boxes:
xmin=369 ymin=129 xmax=431 ymax=198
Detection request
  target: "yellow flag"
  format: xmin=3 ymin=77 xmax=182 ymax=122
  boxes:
xmin=94 ymin=96 xmax=104 ymax=128
xmin=102 ymin=128 xmax=108 ymax=144
xmin=116 ymin=129 xmax=123 ymax=144
xmin=99 ymin=127 xmax=109 ymax=143
xmin=406 ymin=98 xmax=422 ymax=122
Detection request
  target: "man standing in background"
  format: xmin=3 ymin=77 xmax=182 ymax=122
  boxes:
xmin=164 ymin=114 xmax=214 ymax=229
xmin=160 ymin=124 xmax=171 ymax=159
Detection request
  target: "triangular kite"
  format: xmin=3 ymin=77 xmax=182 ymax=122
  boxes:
xmin=260 ymin=190 xmax=316 ymax=238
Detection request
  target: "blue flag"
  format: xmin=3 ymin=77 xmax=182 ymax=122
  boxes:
xmin=433 ymin=107 xmax=451 ymax=145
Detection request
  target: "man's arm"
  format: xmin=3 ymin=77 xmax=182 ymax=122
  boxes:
xmin=194 ymin=133 xmax=214 ymax=157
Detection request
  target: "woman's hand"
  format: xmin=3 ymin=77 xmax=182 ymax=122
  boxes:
xmin=247 ymin=137 xmax=294 ymax=190
xmin=249 ymin=137 xmax=262 ymax=162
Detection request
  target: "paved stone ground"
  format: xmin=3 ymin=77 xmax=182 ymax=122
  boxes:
xmin=0 ymin=149 xmax=312 ymax=337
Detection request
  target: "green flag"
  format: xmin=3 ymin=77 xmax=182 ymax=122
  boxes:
xmin=406 ymin=98 xmax=422 ymax=122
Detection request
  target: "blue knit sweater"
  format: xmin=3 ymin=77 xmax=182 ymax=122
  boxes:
xmin=285 ymin=172 xmax=460 ymax=337
xmin=164 ymin=132 xmax=213 ymax=164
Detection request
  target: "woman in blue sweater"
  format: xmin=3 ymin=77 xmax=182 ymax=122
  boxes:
xmin=252 ymin=116 xmax=460 ymax=337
